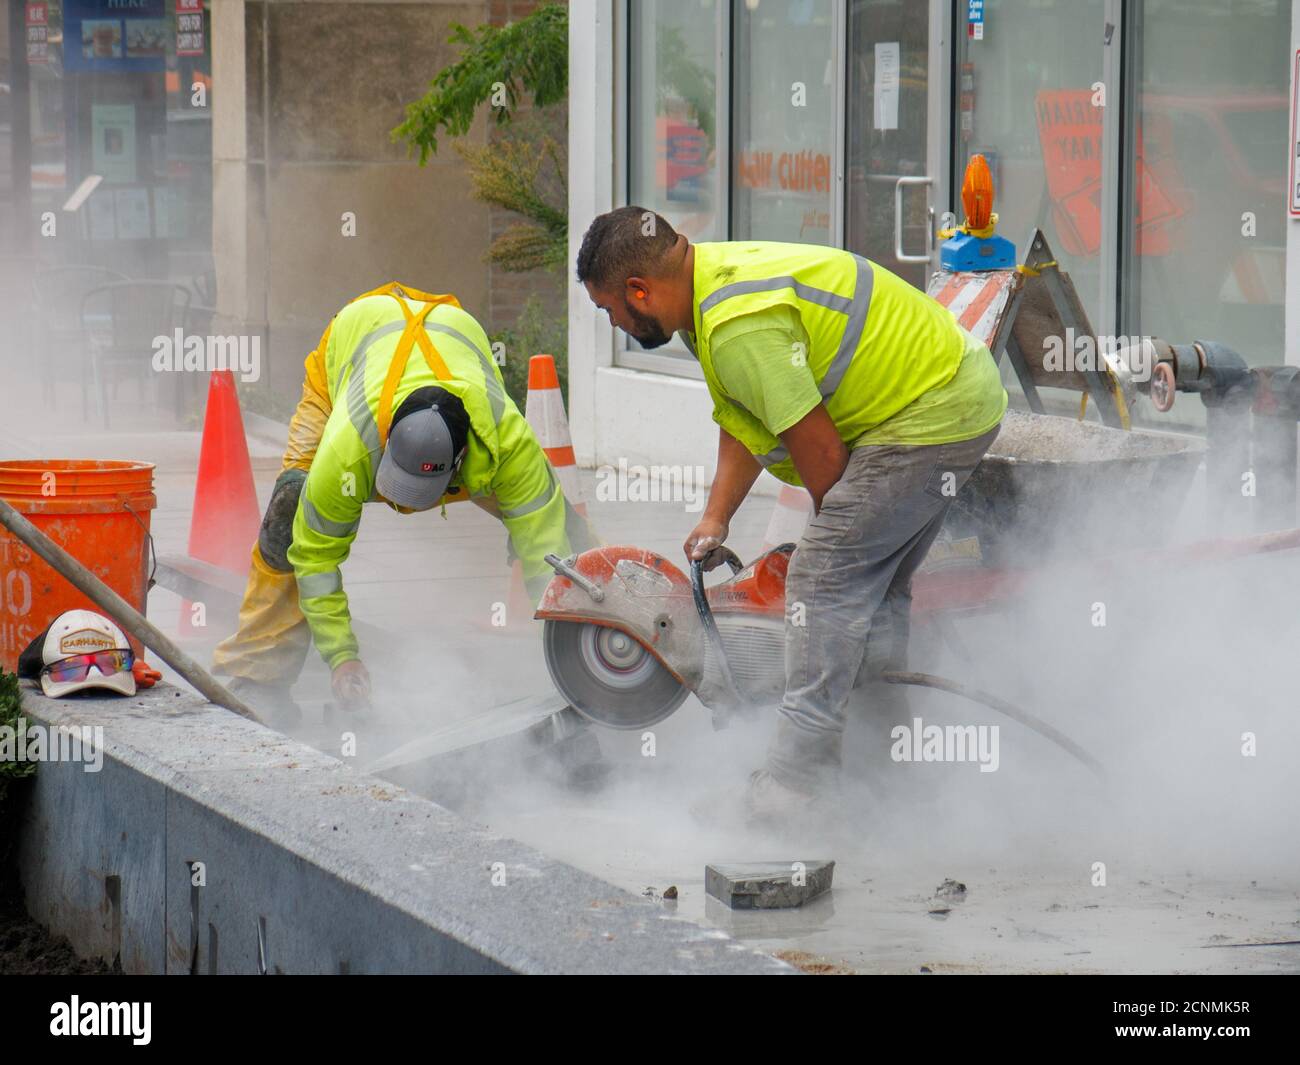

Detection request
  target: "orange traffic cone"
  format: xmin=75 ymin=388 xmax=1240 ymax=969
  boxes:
xmin=181 ymin=371 xmax=260 ymax=636
xmin=761 ymin=484 xmax=812 ymax=552
xmin=189 ymin=370 xmax=260 ymax=570
xmin=501 ymin=560 xmax=535 ymax=635
xmin=524 ymin=354 xmax=587 ymax=515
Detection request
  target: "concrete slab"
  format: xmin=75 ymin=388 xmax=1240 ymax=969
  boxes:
xmin=15 ymin=684 xmax=793 ymax=974
xmin=706 ymin=861 xmax=835 ymax=910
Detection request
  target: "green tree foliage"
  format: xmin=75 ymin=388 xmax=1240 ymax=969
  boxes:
xmin=392 ymin=4 xmax=568 ymax=164
xmin=491 ymin=293 xmax=568 ymax=409
xmin=455 ymin=121 xmax=567 ymax=274
xmin=394 ymin=4 xmax=571 ymax=400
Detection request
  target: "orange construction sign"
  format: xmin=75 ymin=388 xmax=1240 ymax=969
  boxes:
xmin=1034 ymin=89 xmax=1183 ymax=257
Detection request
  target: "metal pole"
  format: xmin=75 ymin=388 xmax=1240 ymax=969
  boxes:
xmin=1250 ymin=368 xmax=1300 ymax=532
xmin=1252 ymin=415 xmax=1297 ymax=531
xmin=1203 ymin=388 xmax=1255 ymax=537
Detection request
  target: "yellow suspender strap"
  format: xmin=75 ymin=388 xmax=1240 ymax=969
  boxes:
xmin=377 ymin=295 xmax=458 ymax=446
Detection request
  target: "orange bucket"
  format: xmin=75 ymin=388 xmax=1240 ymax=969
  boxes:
xmin=0 ymin=460 xmax=156 ymax=670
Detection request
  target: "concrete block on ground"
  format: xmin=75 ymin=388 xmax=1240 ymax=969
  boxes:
xmin=706 ymin=861 xmax=835 ymax=910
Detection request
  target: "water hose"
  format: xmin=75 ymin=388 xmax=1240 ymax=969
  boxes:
xmin=691 ymin=554 xmax=744 ymax=724
xmin=688 ymin=548 xmax=1102 ymax=777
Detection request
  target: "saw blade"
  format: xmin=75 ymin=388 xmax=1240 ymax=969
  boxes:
xmin=542 ymin=619 xmax=689 ymax=729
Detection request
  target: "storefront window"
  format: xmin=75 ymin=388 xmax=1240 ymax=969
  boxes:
xmin=845 ymin=0 xmax=933 ymax=289
xmin=24 ymin=1 xmax=69 ymax=230
xmin=731 ymin=0 xmax=837 ymax=244
xmin=955 ymin=0 xmax=1108 ymax=329
xmin=624 ymin=0 xmax=724 ymax=364
xmin=627 ymin=0 xmax=724 ymax=244
xmin=1129 ymin=0 xmax=1290 ymax=368
xmin=7 ymin=0 xmax=212 ymax=278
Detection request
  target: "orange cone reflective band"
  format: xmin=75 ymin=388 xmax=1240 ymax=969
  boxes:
xmin=524 ymin=354 xmax=584 ymax=513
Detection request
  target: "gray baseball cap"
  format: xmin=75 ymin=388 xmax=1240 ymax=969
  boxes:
xmin=375 ymin=393 xmax=467 ymax=510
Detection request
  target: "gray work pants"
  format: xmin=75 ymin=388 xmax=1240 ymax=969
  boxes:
xmin=765 ymin=424 xmax=1001 ymax=793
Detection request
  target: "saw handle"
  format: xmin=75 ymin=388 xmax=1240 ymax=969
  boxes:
xmin=544 ymin=552 xmax=605 ymax=602
xmin=696 ymin=544 xmax=744 ymax=575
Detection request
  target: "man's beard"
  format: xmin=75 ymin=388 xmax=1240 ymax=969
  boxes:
xmin=624 ymin=299 xmax=672 ymax=349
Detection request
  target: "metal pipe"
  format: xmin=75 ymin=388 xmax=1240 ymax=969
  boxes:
xmin=1203 ymin=395 xmax=1254 ymax=537
xmin=0 ymin=496 xmax=262 ymax=723
xmin=1249 ymin=367 xmax=1300 ymax=533
xmin=1251 ymin=410 xmax=1298 ymax=532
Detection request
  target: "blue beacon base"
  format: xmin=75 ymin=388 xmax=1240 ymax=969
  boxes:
xmin=939 ymin=231 xmax=1017 ymax=271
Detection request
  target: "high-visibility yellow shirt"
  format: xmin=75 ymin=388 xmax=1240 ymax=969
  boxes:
xmin=687 ymin=240 xmax=1003 ymax=484
xmin=708 ymin=305 xmax=1006 ymax=453
xmin=286 ymin=294 xmax=584 ymax=669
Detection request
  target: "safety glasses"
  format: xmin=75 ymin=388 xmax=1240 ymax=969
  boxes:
xmin=42 ymin=649 xmax=134 ymax=684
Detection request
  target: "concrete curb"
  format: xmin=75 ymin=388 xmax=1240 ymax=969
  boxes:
xmin=15 ymin=685 xmax=792 ymax=975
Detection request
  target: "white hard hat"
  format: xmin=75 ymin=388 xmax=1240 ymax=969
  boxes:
xmin=18 ymin=609 xmax=137 ymax=698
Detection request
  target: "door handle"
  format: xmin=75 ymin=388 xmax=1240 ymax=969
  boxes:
xmin=894 ymin=176 xmax=934 ymax=264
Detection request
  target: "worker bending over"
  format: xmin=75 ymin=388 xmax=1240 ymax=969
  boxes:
xmin=577 ymin=210 xmax=1007 ymax=819
xmin=213 ymin=283 xmax=591 ymax=717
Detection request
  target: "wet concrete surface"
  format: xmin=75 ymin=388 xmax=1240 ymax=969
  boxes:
xmin=371 ymin=533 xmax=1300 ymax=974
xmin=427 ymin=697 xmax=1300 ymax=975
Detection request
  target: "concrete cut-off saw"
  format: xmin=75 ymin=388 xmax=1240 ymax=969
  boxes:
xmin=537 ymin=545 xmax=1104 ymax=778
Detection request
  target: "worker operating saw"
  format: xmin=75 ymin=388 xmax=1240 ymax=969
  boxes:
xmin=211 ymin=283 xmax=594 ymax=719
xmin=576 ymin=209 xmax=1008 ymax=821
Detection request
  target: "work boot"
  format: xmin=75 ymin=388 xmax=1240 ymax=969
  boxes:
xmin=526 ymin=708 xmax=611 ymax=792
xmin=226 ymin=677 xmax=302 ymax=729
xmin=689 ymin=768 xmax=823 ymax=829
xmin=744 ymin=769 xmax=821 ymax=824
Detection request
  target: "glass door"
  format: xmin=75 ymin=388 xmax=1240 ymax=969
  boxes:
xmin=952 ymin=0 xmax=1109 ymax=326
xmin=731 ymin=0 xmax=839 ymax=245
xmin=1127 ymin=0 xmax=1291 ymax=370
xmin=845 ymin=0 xmax=942 ymax=289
